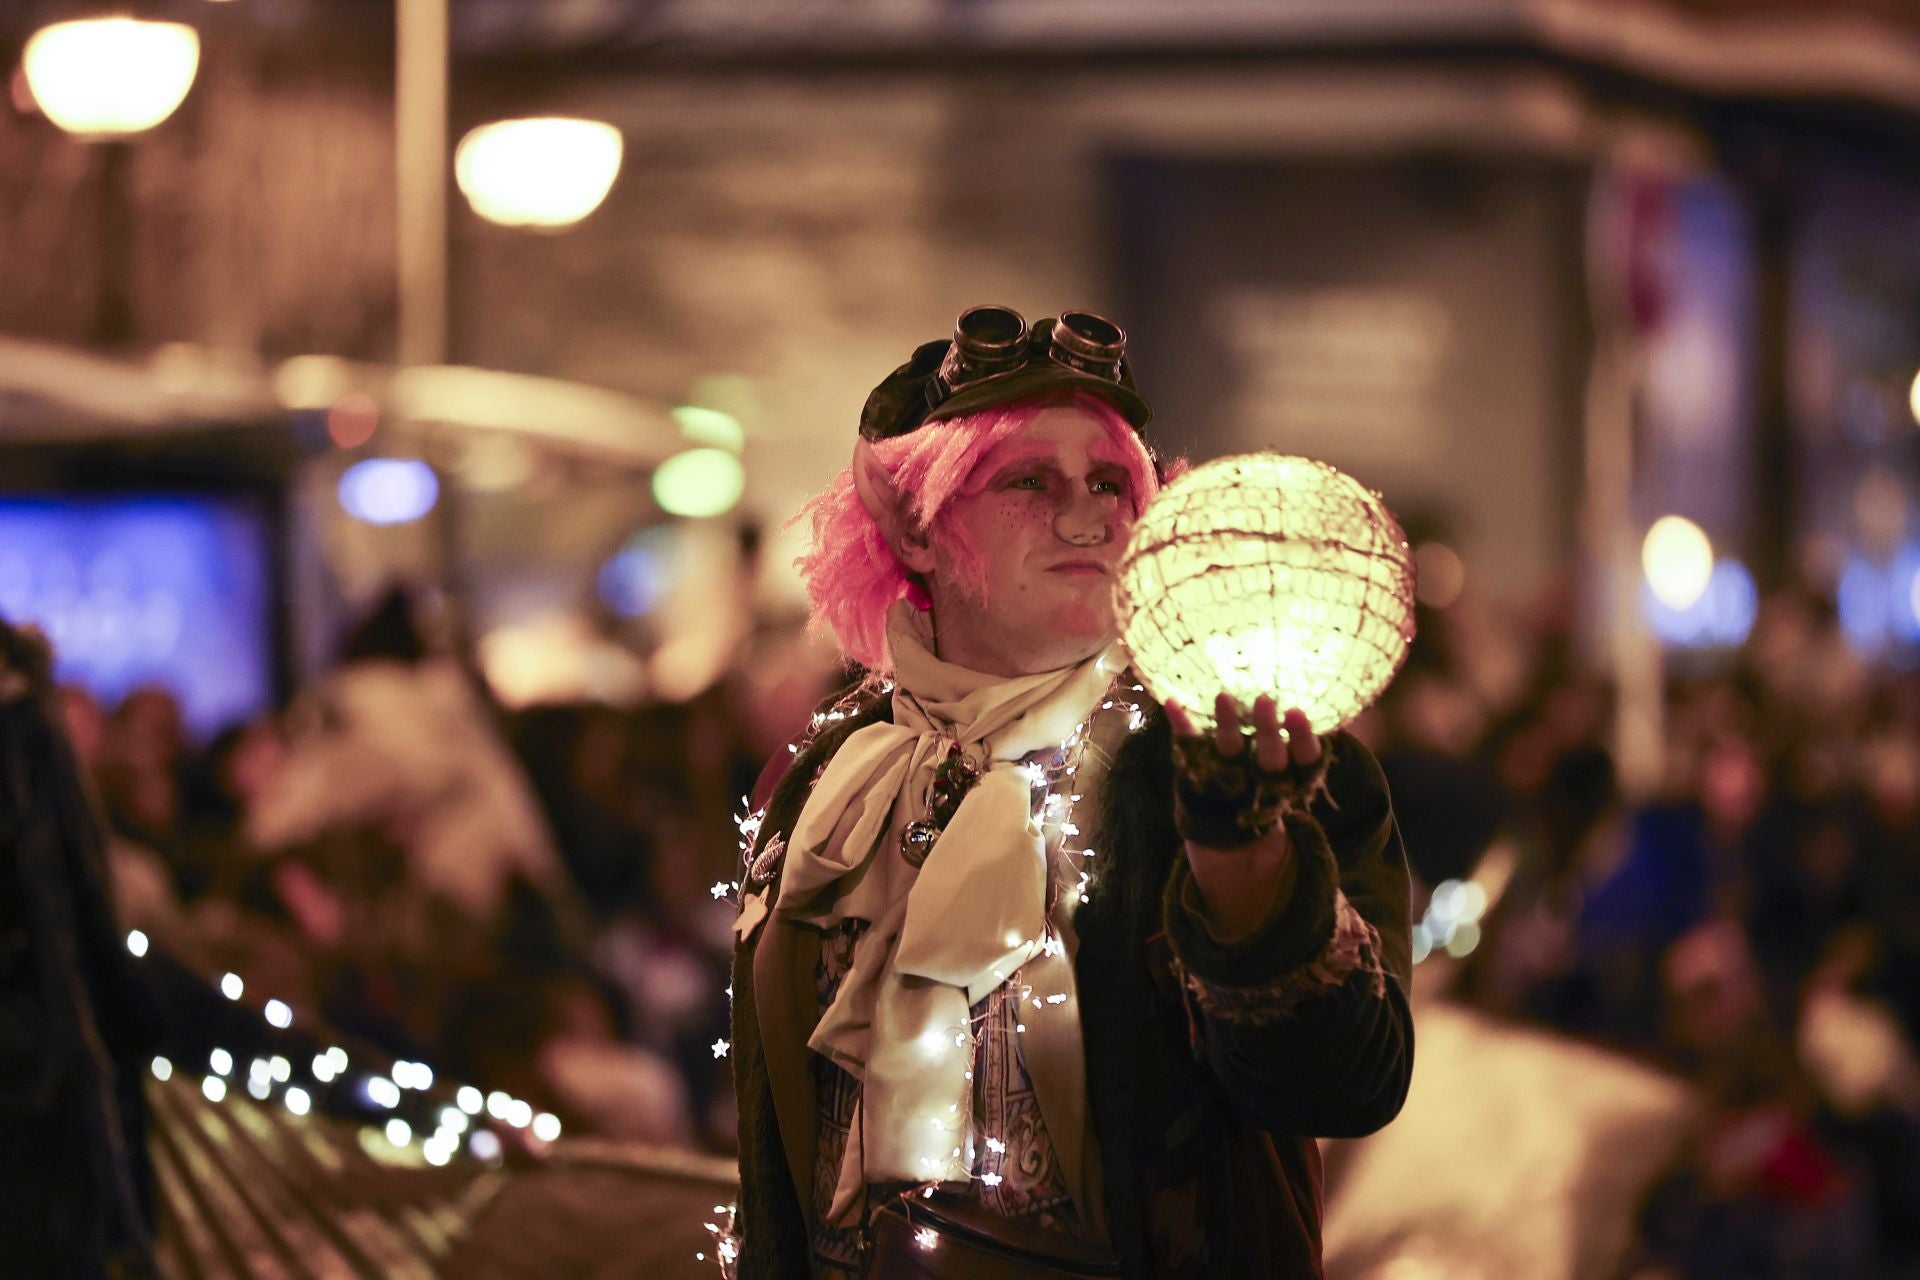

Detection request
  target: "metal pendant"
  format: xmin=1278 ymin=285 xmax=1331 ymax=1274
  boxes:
xmin=900 ymin=820 xmax=940 ymax=867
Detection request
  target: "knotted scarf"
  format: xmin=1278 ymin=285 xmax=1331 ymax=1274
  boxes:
xmin=775 ymin=603 xmax=1119 ymax=1216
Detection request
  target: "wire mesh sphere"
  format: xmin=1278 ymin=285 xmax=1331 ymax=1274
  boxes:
xmin=1115 ymin=453 xmax=1416 ymax=734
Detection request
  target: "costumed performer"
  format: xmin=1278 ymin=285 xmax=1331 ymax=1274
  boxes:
xmin=728 ymin=305 xmax=1414 ymax=1279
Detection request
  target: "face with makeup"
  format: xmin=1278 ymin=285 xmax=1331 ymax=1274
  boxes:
xmin=895 ymin=405 xmax=1140 ymax=677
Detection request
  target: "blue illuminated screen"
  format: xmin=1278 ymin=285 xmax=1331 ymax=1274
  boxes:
xmin=0 ymin=494 xmax=274 ymax=739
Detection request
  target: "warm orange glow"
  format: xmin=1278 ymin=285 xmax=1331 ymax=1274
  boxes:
xmin=327 ymin=393 xmax=379 ymax=449
xmin=23 ymin=18 xmax=199 ymax=137
xmin=454 ymin=118 xmax=623 ymax=228
xmin=1414 ymin=542 xmax=1467 ymax=609
xmin=1642 ymin=516 xmax=1713 ymax=610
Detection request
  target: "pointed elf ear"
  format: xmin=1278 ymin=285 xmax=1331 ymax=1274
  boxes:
xmin=852 ymin=437 xmax=935 ymax=574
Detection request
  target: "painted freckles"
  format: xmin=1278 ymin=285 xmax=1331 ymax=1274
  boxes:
xmin=918 ymin=407 xmax=1146 ymax=676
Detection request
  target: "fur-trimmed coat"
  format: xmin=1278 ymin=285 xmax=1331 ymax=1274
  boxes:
xmin=730 ymin=690 xmax=1414 ymax=1278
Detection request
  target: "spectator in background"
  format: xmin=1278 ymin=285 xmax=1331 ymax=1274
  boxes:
xmin=0 ymin=619 xmax=160 ymax=1279
xmin=95 ymin=685 xmax=188 ymax=879
xmin=247 ymin=587 xmax=574 ymax=934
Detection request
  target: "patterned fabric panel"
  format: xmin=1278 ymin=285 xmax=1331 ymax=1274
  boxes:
xmin=807 ymin=919 xmax=1086 ymax=1275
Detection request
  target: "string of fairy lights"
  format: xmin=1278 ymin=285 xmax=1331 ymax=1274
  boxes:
xmin=698 ymin=672 xmax=1147 ymax=1271
xmin=122 ymin=667 xmax=1150 ymax=1268
xmin=123 ymin=928 xmax=561 ymax=1169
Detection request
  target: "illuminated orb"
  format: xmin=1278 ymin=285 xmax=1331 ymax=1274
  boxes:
xmin=23 ymin=18 xmax=199 ymax=137
xmin=1641 ymin=515 xmax=1713 ymax=610
xmin=454 ymin=117 xmax=623 ymax=229
xmin=1115 ymin=453 xmax=1415 ymax=734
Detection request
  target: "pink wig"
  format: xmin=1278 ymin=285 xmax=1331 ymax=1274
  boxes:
xmin=794 ymin=390 xmax=1162 ymax=673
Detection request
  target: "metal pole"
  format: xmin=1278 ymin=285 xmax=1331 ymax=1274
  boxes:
xmin=393 ymin=0 xmax=470 ymax=658
xmin=1585 ymin=331 xmax=1664 ymax=799
xmin=1583 ymin=168 xmax=1665 ymax=801
xmin=395 ymin=0 xmax=447 ymax=369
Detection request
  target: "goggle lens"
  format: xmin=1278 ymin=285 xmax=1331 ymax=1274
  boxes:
xmin=1051 ymin=310 xmax=1126 ymax=377
xmin=934 ymin=305 xmax=1127 ymax=398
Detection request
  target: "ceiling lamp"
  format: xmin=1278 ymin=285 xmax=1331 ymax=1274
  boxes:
xmin=454 ymin=117 xmax=623 ymax=229
xmin=22 ymin=18 xmax=200 ymax=137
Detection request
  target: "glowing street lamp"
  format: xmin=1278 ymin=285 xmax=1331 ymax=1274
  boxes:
xmin=22 ymin=18 xmax=200 ymax=137
xmin=451 ymin=117 xmax=618 ymax=230
xmin=454 ymin=117 xmax=623 ymax=229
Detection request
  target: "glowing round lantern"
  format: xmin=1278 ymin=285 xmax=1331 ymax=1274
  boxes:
xmin=1115 ymin=453 xmax=1416 ymax=733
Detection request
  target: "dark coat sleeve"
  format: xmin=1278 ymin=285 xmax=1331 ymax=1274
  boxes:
xmin=730 ymin=691 xmax=892 ymax=1278
xmin=1160 ymin=730 xmax=1415 ymax=1138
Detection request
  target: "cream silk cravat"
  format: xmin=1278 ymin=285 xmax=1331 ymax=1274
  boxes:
xmin=775 ymin=604 xmax=1119 ymax=1208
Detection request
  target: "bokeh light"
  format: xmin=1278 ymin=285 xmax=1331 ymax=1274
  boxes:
xmin=1645 ymin=558 xmax=1758 ymax=649
xmin=455 ymin=117 xmax=623 ymax=229
xmin=326 ymin=393 xmax=379 ymax=450
xmin=274 ymin=355 xmax=353 ymax=411
xmin=597 ymin=527 xmax=675 ymax=618
xmin=1414 ymin=541 xmax=1467 ymax=609
xmin=652 ymin=448 xmax=745 ymax=519
xmin=1838 ymin=545 xmax=1920 ymax=655
xmin=672 ymin=405 xmax=746 ymax=453
xmin=339 ymin=459 xmax=439 ymax=526
xmin=1642 ymin=516 xmax=1714 ymax=610
xmin=23 ymin=18 xmax=199 ymax=137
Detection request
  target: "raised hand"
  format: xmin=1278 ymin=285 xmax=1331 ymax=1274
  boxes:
xmin=1164 ymin=692 xmax=1320 ymax=775
xmin=1163 ymin=694 xmax=1322 ymax=940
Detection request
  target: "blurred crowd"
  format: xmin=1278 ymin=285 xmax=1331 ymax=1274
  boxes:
xmin=69 ymin=588 xmax=846 ymax=1158
xmin=37 ymin=567 xmax=1920 ymax=1278
xmin=1363 ymin=578 xmax=1920 ymax=1279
